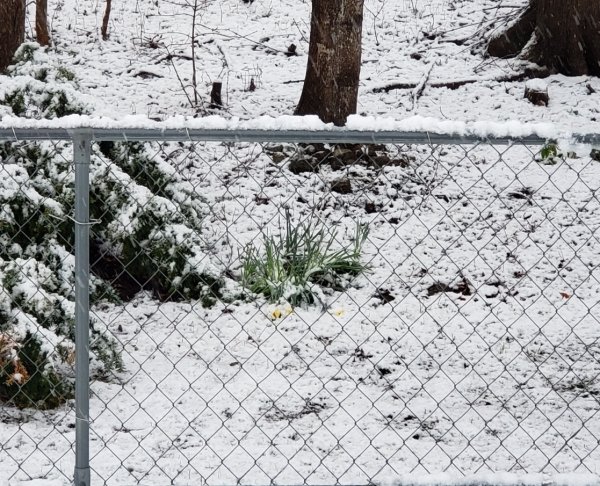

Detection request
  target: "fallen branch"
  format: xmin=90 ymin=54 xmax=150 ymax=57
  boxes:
xmin=410 ymin=63 xmax=435 ymax=111
xmin=373 ymin=68 xmax=549 ymax=93
xmin=153 ymin=52 xmax=194 ymax=64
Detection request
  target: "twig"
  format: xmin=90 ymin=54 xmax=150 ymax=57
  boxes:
xmin=165 ymin=46 xmax=196 ymax=109
xmin=409 ymin=62 xmax=434 ymax=111
xmin=292 ymin=19 xmax=308 ymax=44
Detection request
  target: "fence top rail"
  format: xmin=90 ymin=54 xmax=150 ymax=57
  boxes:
xmin=0 ymin=115 xmax=598 ymax=145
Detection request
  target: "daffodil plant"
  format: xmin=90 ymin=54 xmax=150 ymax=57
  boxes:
xmin=241 ymin=211 xmax=369 ymax=305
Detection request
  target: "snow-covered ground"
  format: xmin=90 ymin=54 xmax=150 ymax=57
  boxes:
xmin=1 ymin=0 xmax=600 ymax=485
xmin=39 ymin=0 xmax=600 ymax=132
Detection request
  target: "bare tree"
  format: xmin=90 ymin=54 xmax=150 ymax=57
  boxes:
xmin=488 ymin=0 xmax=600 ymax=76
xmin=36 ymin=0 xmax=51 ymax=46
xmin=295 ymin=0 xmax=365 ymax=126
xmin=0 ymin=0 xmax=26 ymax=72
xmin=190 ymin=0 xmax=200 ymax=108
xmin=102 ymin=0 xmax=112 ymax=41
xmin=163 ymin=0 xmax=205 ymax=111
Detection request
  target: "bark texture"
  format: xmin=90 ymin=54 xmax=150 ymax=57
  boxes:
xmin=0 ymin=0 xmax=26 ymax=73
xmin=101 ymin=0 xmax=112 ymax=40
xmin=488 ymin=0 xmax=600 ymax=76
xmin=295 ymin=0 xmax=364 ymax=126
xmin=36 ymin=0 xmax=51 ymax=46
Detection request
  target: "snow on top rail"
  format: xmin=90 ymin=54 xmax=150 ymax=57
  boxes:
xmin=0 ymin=114 xmax=597 ymax=145
xmin=388 ymin=472 xmax=600 ymax=486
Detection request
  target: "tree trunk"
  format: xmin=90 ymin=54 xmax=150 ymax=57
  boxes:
xmin=101 ymin=0 xmax=112 ymax=41
xmin=36 ymin=0 xmax=51 ymax=46
xmin=0 ymin=0 xmax=26 ymax=72
xmin=488 ymin=0 xmax=600 ymax=76
xmin=295 ymin=0 xmax=364 ymax=126
xmin=210 ymin=82 xmax=223 ymax=109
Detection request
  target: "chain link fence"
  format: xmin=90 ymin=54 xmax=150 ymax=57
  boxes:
xmin=1 ymin=128 xmax=600 ymax=486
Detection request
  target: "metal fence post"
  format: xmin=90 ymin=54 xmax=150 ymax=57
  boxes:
xmin=73 ymin=131 xmax=92 ymax=486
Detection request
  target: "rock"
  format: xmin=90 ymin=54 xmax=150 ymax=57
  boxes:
xmin=365 ymin=201 xmax=378 ymax=213
xmin=391 ymin=156 xmax=412 ymax=168
xmin=313 ymin=150 xmax=331 ymax=162
xmin=331 ymin=178 xmax=352 ymax=194
xmin=329 ymin=157 xmax=347 ymax=171
xmin=289 ymin=157 xmax=319 ymax=174
xmin=339 ymin=148 xmax=357 ymax=160
xmin=327 ymin=147 xmax=356 ymax=170
xmin=286 ymin=43 xmax=297 ymax=57
xmin=264 ymin=144 xmax=284 ymax=153
xmin=590 ymin=148 xmax=600 ymax=162
xmin=368 ymin=153 xmax=412 ymax=169
xmin=524 ymin=80 xmax=549 ymax=106
xmin=306 ymin=143 xmax=326 ymax=153
xmin=332 ymin=147 xmax=356 ymax=162
xmin=271 ymin=152 xmax=286 ymax=163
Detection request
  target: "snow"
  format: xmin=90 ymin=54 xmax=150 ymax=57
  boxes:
xmin=2 ymin=0 xmax=600 ymax=485
xmin=0 ymin=113 xmax=555 ymax=138
xmin=0 ymin=114 xmax=579 ymax=146
xmin=389 ymin=473 xmax=600 ymax=486
xmin=525 ymin=79 xmax=549 ymax=92
xmin=10 ymin=481 xmax=64 ymax=486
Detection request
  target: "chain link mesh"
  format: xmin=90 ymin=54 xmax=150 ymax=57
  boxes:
xmin=1 ymin=133 xmax=599 ymax=485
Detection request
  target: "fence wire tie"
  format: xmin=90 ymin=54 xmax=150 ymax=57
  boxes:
xmin=46 ymin=213 xmax=101 ymax=226
xmin=68 ymin=214 xmax=100 ymax=226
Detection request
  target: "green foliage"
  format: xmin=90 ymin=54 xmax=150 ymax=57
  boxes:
xmin=2 ymin=91 xmax=26 ymax=116
xmin=56 ymin=66 xmax=75 ymax=82
xmin=41 ymin=89 xmax=81 ymax=118
xmin=117 ymin=202 xmax=220 ymax=303
xmin=241 ymin=212 xmax=369 ymax=305
xmin=1 ymin=44 xmax=83 ymax=119
xmin=12 ymin=43 xmax=37 ymax=65
xmin=0 ymin=136 xmax=123 ymax=408
xmin=538 ymin=142 xmax=564 ymax=165
xmin=105 ymin=141 xmax=205 ymax=227
xmin=101 ymin=142 xmax=171 ymax=196
xmin=0 ymin=51 xmax=221 ymax=409
xmin=540 ymin=143 xmax=558 ymax=160
xmin=34 ymin=67 xmax=49 ymax=82
xmin=2 ymin=84 xmax=83 ymax=118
